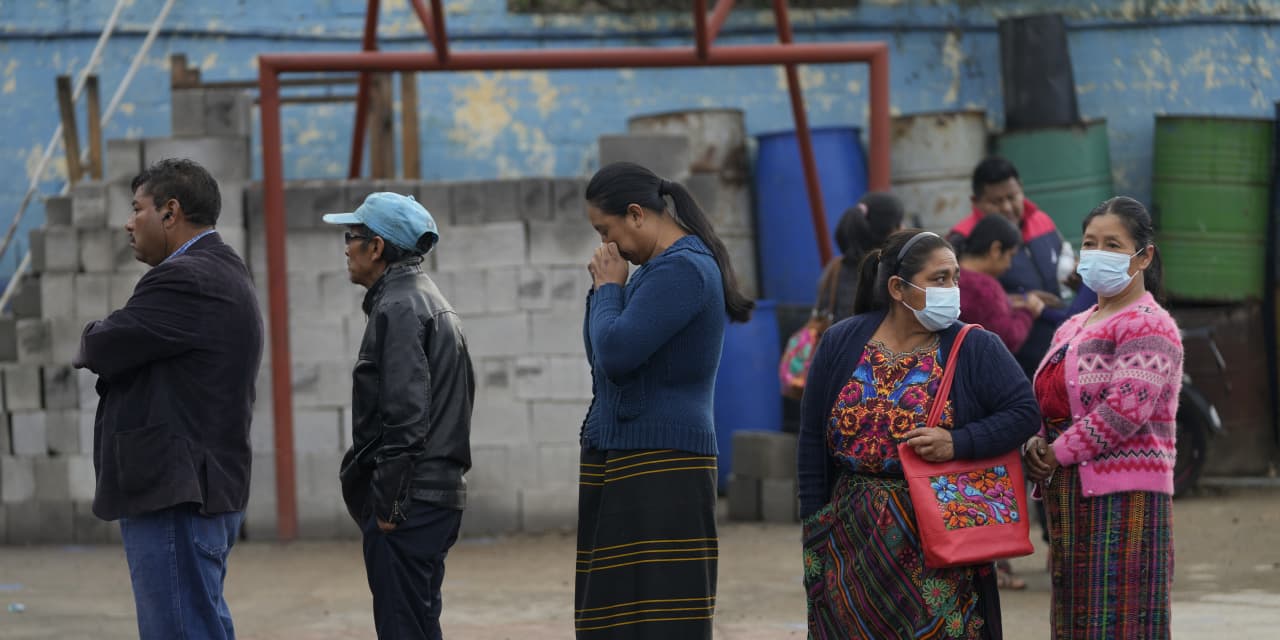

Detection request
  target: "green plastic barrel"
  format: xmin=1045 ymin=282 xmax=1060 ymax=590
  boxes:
xmin=1153 ymin=116 xmax=1274 ymax=302
xmin=996 ymin=120 xmax=1114 ymax=245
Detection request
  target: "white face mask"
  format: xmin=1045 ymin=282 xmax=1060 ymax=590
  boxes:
xmin=1077 ymin=248 xmax=1145 ymax=296
xmin=902 ymin=281 xmax=961 ymax=332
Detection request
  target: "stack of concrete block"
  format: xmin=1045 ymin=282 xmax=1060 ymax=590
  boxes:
xmin=727 ymin=430 xmax=799 ymax=523
xmin=242 ymin=175 xmax=594 ymax=540
xmin=601 ymin=131 xmax=757 ymax=299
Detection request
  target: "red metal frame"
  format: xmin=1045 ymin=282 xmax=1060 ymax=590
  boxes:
xmin=259 ymin=0 xmax=890 ymax=541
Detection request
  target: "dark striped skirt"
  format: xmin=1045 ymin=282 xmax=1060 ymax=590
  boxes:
xmin=802 ymin=472 xmax=1001 ymax=640
xmin=1044 ymin=463 xmax=1173 ymax=639
xmin=575 ymin=448 xmax=718 ymax=639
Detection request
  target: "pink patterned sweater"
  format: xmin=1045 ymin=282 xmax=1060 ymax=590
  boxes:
xmin=1035 ymin=292 xmax=1184 ymax=496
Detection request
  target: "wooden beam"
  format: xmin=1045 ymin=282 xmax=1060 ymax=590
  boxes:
xmin=55 ymin=75 xmax=84 ymax=185
xmin=399 ymin=72 xmax=421 ymax=179
xmin=86 ymin=75 xmax=103 ymax=180
xmin=368 ymin=73 xmax=395 ymax=180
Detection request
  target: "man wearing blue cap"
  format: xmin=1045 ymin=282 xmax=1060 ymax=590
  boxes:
xmin=324 ymin=191 xmax=474 ymax=640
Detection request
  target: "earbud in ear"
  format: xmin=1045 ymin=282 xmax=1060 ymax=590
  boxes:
xmin=163 ymin=212 xmax=173 ymax=220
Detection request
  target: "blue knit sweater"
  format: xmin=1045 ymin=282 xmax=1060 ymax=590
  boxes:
xmin=797 ymin=311 xmax=1041 ymax=518
xmin=581 ymin=235 xmax=726 ymax=455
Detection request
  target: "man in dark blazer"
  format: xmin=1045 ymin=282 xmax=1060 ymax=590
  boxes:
xmin=73 ymin=158 xmax=263 ymax=640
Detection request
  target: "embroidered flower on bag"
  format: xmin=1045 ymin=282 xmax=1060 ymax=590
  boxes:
xmin=930 ymin=466 xmax=1020 ymax=530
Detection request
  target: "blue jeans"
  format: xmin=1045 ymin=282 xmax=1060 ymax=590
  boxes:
xmin=119 ymin=503 xmax=244 ymax=640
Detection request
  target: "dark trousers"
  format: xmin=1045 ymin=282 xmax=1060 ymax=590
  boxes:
xmin=361 ymin=501 xmax=463 ymax=640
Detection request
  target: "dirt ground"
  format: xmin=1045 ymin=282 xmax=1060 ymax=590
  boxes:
xmin=1 ymin=488 xmax=1277 ymax=640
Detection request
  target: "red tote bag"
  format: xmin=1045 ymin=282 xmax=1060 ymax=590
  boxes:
xmin=898 ymin=324 xmax=1035 ymax=570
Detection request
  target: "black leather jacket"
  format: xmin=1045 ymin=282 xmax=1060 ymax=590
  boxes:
xmin=340 ymin=259 xmax=474 ymax=525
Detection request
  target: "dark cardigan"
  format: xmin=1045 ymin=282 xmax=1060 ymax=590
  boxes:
xmin=797 ymin=310 xmax=1042 ymax=518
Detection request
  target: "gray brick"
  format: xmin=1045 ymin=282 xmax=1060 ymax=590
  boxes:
xmin=74 ymin=273 xmax=112 ymax=319
xmin=71 ymin=181 xmax=108 ymax=229
xmin=1 ymin=456 xmax=35 ymax=503
xmin=293 ymin=408 xmax=343 ymax=453
xmin=250 ymin=406 xmax=274 ymax=454
xmin=106 ymin=138 xmax=144 ymax=184
xmin=462 ymin=313 xmax=529 ymax=359
xmin=74 ymin=500 xmax=118 ymax=543
xmin=727 ymin=474 xmax=761 ymax=521
xmin=170 ymin=87 xmax=207 ymax=137
xmin=519 ymin=486 xmax=577 ymax=534
xmin=0 ymin=317 xmax=17 ymax=363
xmin=77 ymin=369 xmax=97 ymax=410
xmin=218 ymin=224 xmax=247 ymax=260
xmin=447 ymin=270 xmax=486 ymax=315
xmin=530 ymin=304 xmax=586 ymax=355
xmin=79 ymin=228 xmax=121 ymax=272
xmin=295 ymin=451 xmax=352 ymax=540
xmin=514 ymin=356 xmax=591 ymax=401
xmin=7 ymin=500 xmax=74 ymax=544
xmin=528 ymin=223 xmax=599 ymax=267
xmin=15 ymin=319 xmax=51 ymax=364
xmin=516 ymin=267 xmax=551 ymax=311
xmin=530 ymin=400 xmax=589 ymax=445
xmin=10 ymin=411 xmax=47 ymax=456
xmin=760 ymin=477 xmax=798 ymax=523
xmin=106 ymin=180 xmax=136 ymax=230
xmin=290 ymin=362 xmax=351 ymax=409
xmin=46 ymin=410 xmax=80 ymax=455
xmin=50 ymin=317 xmax=86 ymax=365
xmin=109 ymin=272 xmax=140 ymax=310
xmin=285 ymin=180 xmax=345 ymax=230
xmin=30 ymin=226 xmax=80 ymax=273
xmin=9 ymin=275 xmax=41 ymax=319
xmin=42 ymin=365 xmax=78 ymax=410
xmin=471 ymin=394 xmax=531 ymax=447
xmin=244 ymin=453 xmax=277 ymax=540
xmin=3 ymin=365 xmax=43 ymax=411
xmin=451 ymin=180 xmax=520 ymax=223
xmin=458 ymin=489 xmax=520 ymax=538
xmin=731 ymin=430 xmax=797 ymax=480
xmin=203 ymin=89 xmax=253 ymax=138
xmin=290 ymin=320 xmax=346 ymax=364
xmin=537 ymin=443 xmax=579 ymax=486
xmin=551 ymin=268 xmax=586 ymax=304
xmin=218 ymin=181 xmax=247 ymax=230
xmin=434 ymin=222 xmax=526 ymax=271
xmin=598 ymin=134 xmax=691 ymax=183
xmin=40 ymin=273 xmax=75 ymax=320
xmin=0 ymin=415 xmax=9 ymax=454
xmin=319 ymin=271 xmax=362 ymax=318
xmin=517 ymin=179 xmax=554 ymax=222
xmin=142 ymin=136 xmax=251 ymax=181
xmin=66 ymin=455 xmax=95 ymax=502
xmin=44 ymin=196 xmax=73 ymax=226
xmin=78 ymin=410 xmax=95 ymax=454
xmin=416 ymin=182 xmax=452 ymax=222
xmin=551 ymin=177 xmax=588 ymax=222
xmin=343 ymin=315 xmax=366 ymax=357
xmin=485 ymin=267 xmax=520 ymax=313
xmin=466 ymin=445 xmax=512 ymax=492
xmin=33 ymin=456 xmax=71 ymax=501
xmin=287 ymin=230 xmax=346 ymax=274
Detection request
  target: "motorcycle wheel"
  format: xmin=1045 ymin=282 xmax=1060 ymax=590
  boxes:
xmin=1173 ymin=397 xmax=1210 ymax=498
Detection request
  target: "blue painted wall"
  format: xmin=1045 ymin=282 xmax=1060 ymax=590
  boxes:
xmin=1 ymin=0 xmax=1278 ymax=278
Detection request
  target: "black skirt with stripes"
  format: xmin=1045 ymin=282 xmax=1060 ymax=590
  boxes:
xmin=575 ymin=448 xmax=718 ymax=639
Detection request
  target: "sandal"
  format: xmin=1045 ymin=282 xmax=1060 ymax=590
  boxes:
xmin=996 ymin=564 xmax=1027 ymax=590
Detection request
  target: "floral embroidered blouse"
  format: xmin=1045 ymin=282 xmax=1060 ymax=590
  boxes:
xmin=826 ymin=340 xmax=954 ymax=475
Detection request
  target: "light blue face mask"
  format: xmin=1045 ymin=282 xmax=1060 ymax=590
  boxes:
xmin=902 ymin=282 xmax=961 ymax=332
xmin=1077 ymin=248 xmax=1145 ymax=297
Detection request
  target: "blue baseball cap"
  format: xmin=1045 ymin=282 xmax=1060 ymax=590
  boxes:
xmin=322 ymin=192 xmax=439 ymax=252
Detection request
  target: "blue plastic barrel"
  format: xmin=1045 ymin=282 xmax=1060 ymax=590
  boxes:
xmin=754 ymin=127 xmax=869 ymax=305
xmin=713 ymin=299 xmax=782 ymax=487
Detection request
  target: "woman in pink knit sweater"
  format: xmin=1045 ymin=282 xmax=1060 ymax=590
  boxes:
xmin=1023 ymin=196 xmax=1183 ymax=639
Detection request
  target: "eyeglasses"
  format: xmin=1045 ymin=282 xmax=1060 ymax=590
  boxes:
xmin=343 ymin=231 xmax=373 ymax=244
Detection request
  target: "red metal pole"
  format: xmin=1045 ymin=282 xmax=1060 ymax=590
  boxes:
xmin=707 ymin=0 xmax=736 ymax=45
xmin=257 ymin=62 xmax=298 ymax=542
xmin=772 ymin=0 xmax=832 ymax=266
xmin=410 ymin=0 xmax=450 ymax=63
xmin=868 ymin=49 xmax=891 ymax=191
xmin=348 ymin=0 xmax=381 ymax=179
xmin=262 ymin=42 xmax=889 ymax=73
xmin=694 ymin=0 xmax=709 ymax=59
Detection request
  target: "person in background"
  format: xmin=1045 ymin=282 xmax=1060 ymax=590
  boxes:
xmin=948 ymin=157 xmax=1093 ymax=378
xmin=575 ymin=162 xmax=753 ymax=640
xmin=324 ymin=192 xmax=474 ymax=640
xmin=1025 ymin=197 xmax=1182 ymax=639
xmin=957 ymin=214 xmax=1043 ymax=355
xmin=825 ymin=191 xmax=906 ymax=321
xmin=74 ymin=158 xmax=263 ymax=640
xmin=797 ymin=229 xmax=1040 ymax=639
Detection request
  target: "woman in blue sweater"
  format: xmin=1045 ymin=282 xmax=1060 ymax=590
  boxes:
xmin=575 ymin=162 xmax=753 ymax=640
xmin=797 ymin=230 xmax=1040 ymax=639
